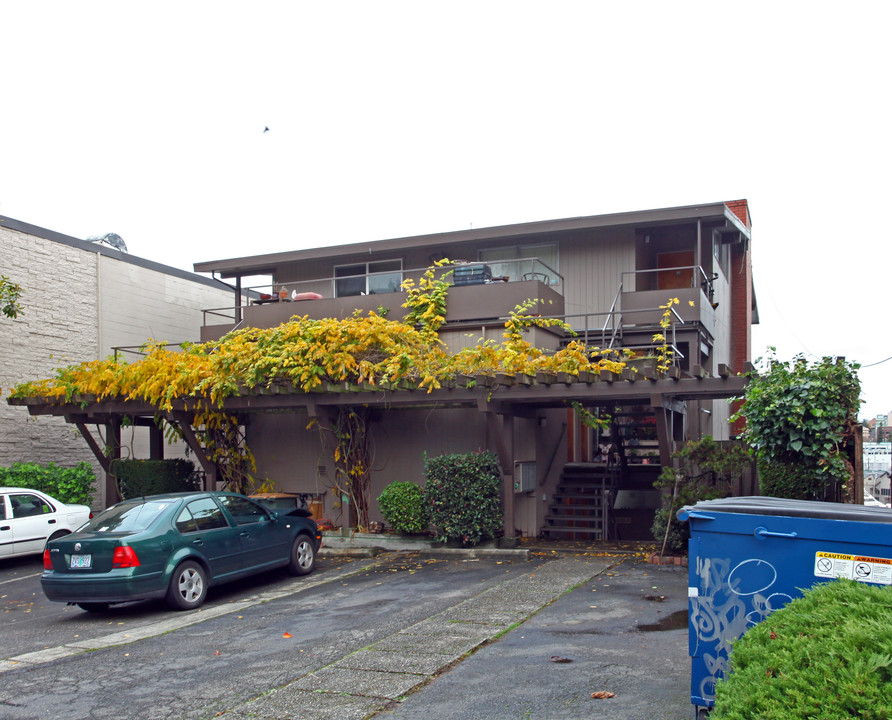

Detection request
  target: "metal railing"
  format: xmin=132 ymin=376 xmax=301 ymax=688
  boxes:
xmin=621 ymin=265 xmax=717 ymax=299
xmin=201 ymin=258 xmax=564 ymax=327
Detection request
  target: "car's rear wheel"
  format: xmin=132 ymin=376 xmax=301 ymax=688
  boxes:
xmin=288 ymin=534 xmax=315 ymax=576
xmin=47 ymin=530 xmax=70 ymax=544
xmin=166 ymin=560 xmax=208 ymax=610
xmin=77 ymin=602 xmax=110 ymax=613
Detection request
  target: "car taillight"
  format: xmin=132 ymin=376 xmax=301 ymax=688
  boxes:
xmin=112 ymin=546 xmax=140 ymax=568
xmin=43 ymin=549 xmax=53 ymax=570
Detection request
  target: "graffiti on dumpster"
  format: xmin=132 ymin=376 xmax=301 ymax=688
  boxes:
xmin=690 ymin=555 xmax=793 ymax=704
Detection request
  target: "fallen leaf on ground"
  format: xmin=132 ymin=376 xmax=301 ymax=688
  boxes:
xmin=644 ymin=595 xmax=666 ymax=602
xmin=591 ymin=691 xmax=616 ymax=699
xmin=283 ymin=633 xmax=292 ymax=639
xmin=550 ymin=656 xmax=573 ymax=663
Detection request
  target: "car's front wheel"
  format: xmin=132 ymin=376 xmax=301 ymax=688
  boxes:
xmin=166 ymin=560 xmax=208 ymax=610
xmin=288 ymin=534 xmax=316 ymax=576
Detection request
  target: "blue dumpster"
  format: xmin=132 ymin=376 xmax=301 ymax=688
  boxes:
xmin=678 ymin=496 xmax=892 ymax=713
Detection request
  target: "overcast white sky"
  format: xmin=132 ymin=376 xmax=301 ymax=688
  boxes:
xmin=2 ymin=2 xmax=890 ymax=420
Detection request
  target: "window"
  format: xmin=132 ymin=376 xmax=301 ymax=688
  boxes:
xmin=84 ymin=500 xmax=171 ymax=533
xmin=185 ymin=498 xmax=229 ymax=531
xmin=10 ymin=493 xmax=52 ymax=518
xmin=479 ymin=244 xmax=558 ymax=284
xmin=175 ymin=507 xmax=199 ymax=534
xmin=335 ymin=260 xmax=403 ymax=297
xmin=218 ymin=496 xmax=270 ymax=526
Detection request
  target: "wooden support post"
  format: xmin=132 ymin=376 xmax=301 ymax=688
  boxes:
xmin=149 ymin=423 xmax=164 ymax=460
xmin=650 ymin=396 xmax=674 ymax=467
xmin=479 ymin=398 xmax=515 ymax=543
xmin=105 ymin=420 xmax=121 ymax=507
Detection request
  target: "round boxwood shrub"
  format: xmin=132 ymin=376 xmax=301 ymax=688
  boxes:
xmin=711 ymin=579 xmax=892 ymax=720
xmin=424 ymin=450 xmax=502 ymax=546
xmin=377 ymin=481 xmax=429 ymax=534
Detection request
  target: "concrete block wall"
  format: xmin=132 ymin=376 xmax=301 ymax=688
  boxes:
xmin=1 ymin=219 xmax=234 ymax=504
xmin=0 ymin=225 xmax=100 ymax=469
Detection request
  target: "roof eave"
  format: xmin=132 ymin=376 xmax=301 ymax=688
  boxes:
xmin=194 ymin=201 xmax=735 ymax=278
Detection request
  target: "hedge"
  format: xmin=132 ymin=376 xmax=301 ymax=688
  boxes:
xmin=424 ymin=450 xmax=502 ymax=545
xmin=0 ymin=462 xmax=96 ymax=506
xmin=111 ymin=458 xmax=199 ymax=499
xmin=712 ymin=579 xmax=892 ymax=720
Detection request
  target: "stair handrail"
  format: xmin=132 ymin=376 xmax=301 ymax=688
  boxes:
xmin=604 ymin=281 xmax=623 ymax=349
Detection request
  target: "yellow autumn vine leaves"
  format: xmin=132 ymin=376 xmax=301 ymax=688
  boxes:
xmin=12 ymin=298 xmax=636 ymax=406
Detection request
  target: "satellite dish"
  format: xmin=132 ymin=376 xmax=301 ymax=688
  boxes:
xmin=87 ymin=233 xmax=128 ymax=252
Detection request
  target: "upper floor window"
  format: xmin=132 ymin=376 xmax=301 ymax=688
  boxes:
xmin=478 ymin=243 xmax=558 ymax=285
xmin=335 ymin=260 xmax=403 ymax=297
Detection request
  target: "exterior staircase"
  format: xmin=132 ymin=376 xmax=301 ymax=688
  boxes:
xmin=542 ymin=462 xmax=619 ymax=540
xmin=541 ymin=404 xmax=664 ymax=541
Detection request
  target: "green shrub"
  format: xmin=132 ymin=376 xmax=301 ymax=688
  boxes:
xmin=757 ymin=458 xmax=830 ymax=500
xmin=0 ymin=462 xmax=95 ymax=506
xmin=377 ymin=481 xmax=429 ymax=534
xmin=424 ymin=450 xmax=502 ymax=545
xmin=652 ymin=437 xmax=750 ymax=554
xmin=111 ymin=459 xmax=198 ymax=499
xmin=732 ymin=352 xmax=860 ymax=501
xmin=712 ymin=580 xmax=892 ymax=720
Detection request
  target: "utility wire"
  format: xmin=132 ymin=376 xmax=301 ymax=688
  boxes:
xmin=861 ymin=355 xmax=892 ymax=368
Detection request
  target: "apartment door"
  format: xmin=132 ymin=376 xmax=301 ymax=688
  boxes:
xmin=657 ymin=251 xmax=694 ymax=290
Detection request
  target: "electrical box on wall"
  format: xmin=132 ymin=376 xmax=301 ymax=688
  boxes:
xmin=514 ymin=462 xmax=536 ymax=493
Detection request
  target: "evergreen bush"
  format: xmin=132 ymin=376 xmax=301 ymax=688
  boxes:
xmin=424 ymin=450 xmax=503 ymax=545
xmin=0 ymin=462 xmax=95 ymax=505
xmin=712 ymin=580 xmax=892 ymax=720
xmin=377 ymin=481 xmax=429 ymax=534
xmin=756 ymin=458 xmax=830 ymax=500
xmin=111 ymin=458 xmax=198 ymax=499
xmin=651 ymin=437 xmax=750 ymax=554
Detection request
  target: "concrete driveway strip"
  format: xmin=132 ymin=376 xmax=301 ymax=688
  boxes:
xmin=222 ymin=556 xmax=615 ymax=720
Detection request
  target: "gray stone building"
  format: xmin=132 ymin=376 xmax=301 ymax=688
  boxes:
xmin=0 ymin=215 xmax=233 ymax=498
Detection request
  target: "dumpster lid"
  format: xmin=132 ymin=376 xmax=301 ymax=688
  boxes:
xmin=681 ymin=496 xmax=892 ymax=524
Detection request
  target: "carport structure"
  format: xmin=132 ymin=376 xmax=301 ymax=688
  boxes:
xmin=9 ymin=364 xmax=747 ymax=539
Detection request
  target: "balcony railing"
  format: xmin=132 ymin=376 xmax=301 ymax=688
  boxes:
xmin=201 ymin=259 xmax=564 ymax=329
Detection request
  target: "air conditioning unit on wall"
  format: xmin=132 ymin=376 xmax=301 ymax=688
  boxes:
xmin=514 ymin=461 xmax=536 ymax=493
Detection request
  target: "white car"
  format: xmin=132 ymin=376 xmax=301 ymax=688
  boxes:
xmin=0 ymin=487 xmax=93 ymax=559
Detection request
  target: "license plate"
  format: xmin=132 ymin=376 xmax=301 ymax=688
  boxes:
xmin=70 ymin=554 xmax=92 ymax=569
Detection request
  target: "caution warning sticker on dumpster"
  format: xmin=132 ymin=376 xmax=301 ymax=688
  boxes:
xmin=814 ymin=552 xmax=892 ymax=585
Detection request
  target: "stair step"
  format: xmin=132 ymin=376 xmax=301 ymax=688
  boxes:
xmin=549 ymin=504 xmax=605 ymax=512
xmin=555 ymin=485 xmax=611 ymax=494
xmin=545 ymin=517 xmax=603 ymax=527
xmin=542 ymin=526 xmax=606 ymax=539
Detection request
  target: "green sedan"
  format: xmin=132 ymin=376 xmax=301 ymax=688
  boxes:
xmin=41 ymin=491 xmax=321 ymax=612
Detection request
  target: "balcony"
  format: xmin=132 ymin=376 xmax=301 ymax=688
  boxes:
xmin=200 ymin=260 xmax=565 ymax=343
xmin=619 ymin=266 xmax=718 ymax=337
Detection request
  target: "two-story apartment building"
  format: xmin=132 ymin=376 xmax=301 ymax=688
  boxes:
xmin=188 ymin=200 xmax=756 ymax=540
xmin=9 ymin=201 xmax=755 ymax=540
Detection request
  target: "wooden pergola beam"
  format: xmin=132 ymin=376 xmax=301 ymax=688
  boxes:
xmin=166 ymin=411 xmax=218 ymax=491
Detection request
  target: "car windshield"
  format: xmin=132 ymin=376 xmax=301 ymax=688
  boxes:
xmin=81 ymin=500 xmax=174 ymax=533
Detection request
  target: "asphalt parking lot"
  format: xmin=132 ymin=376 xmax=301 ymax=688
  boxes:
xmin=1 ymin=546 xmax=692 ymax=720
